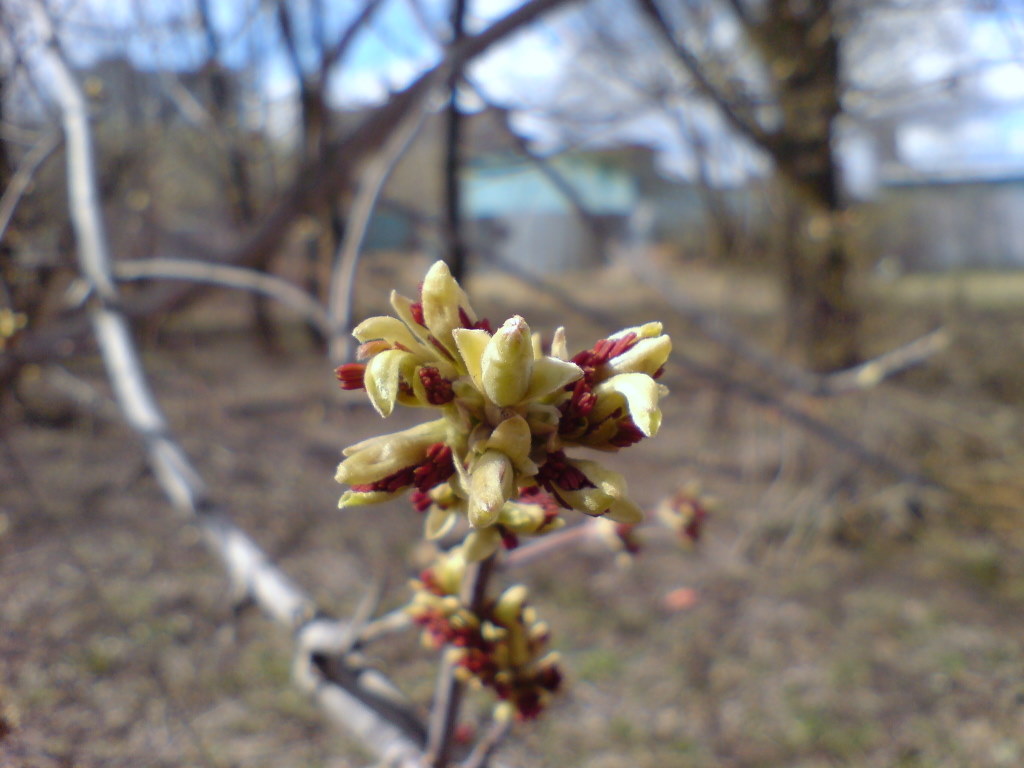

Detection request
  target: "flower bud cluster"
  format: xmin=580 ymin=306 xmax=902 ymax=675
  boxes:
xmin=408 ymin=549 xmax=563 ymax=721
xmin=656 ymin=483 xmax=714 ymax=542
xmin=334 ymin=261 xmax=671 ymax=561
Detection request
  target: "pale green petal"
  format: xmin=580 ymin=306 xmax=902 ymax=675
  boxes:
xmin=593 ymin=372 xmax=665 ymax=437
xmin=338 ymin=489 xmax=401 ymax=508
xmin=497 ymin=501 xmax=546 ymax=533
xmin=353 ymin=315 xmax=423 ymax=352
xmin=493 ymin=584 xmax=528 ymax=626
xmin=422 ymin=261 xmax=475 ymax=352
xmin=463 ymin=527 xmax=502 ymax=562
xmin=364 ymin=349 xmax=408 ymax=417
xmin=341 ymin=418 xmax=446 ymax=457
xmin=425 ymin=505 xmax=458 ymax=540
xmin=485 ymin=415 xmax=535 ymax=474
xmin=609 ymin=321 xmax=663 ymax=341
xmin=552 ymin=458 xmax=634 ymax=518
xmin=453 ymin=327 xmax=491 ymax=389
xmin=605 ymin=335 xmax=672 ymax=377
xmin=336 ymin=419 xmax=447 ymax=483
xmin=481 ymin=316 xmax=534 ymax=406
xmin=550 ymin=327 xmax=568 ymax=361
xmin=572 ymin=459 xmax=629 ymax=497
xmin=467 ymin=450 xmax=514 ymax=528
xmin=523 ymin=356 xmax=583 ymax=402
xmin=605 ymin=496 xmax=645 ymax=524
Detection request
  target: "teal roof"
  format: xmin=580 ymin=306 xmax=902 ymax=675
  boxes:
xmin=465 ymin=155 xmax=637 ymax=217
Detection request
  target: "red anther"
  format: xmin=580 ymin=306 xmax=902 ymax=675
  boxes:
xmin=410 ymin=301 xmax=425 ymax=326
xmin=418 ymin=366 xmax=455 ymax=404
xmin=411 ymin=443 xmax=455 ymax=492
xmin=535 ymin=664 xmax=563 ymax=692
xmin=536 ymin=451 xmax=595 ymax=502
xmin=459 ymin=648 xmax=496 ymax=677
xmin=419 ymin=568 xmax=444 ymax=595
xmin=517 ymin=487 xmax=561 ymax=521
xmin=453 ymin=723 xmax=476 ymax=745
xmin=349 ymin=444 xmax=453 ymax=497
xmin=653 ymin=365 xmax=665 ymax=379
xmin=410 ymin=490 xmax=433 ymax=513
xmin=614 ymin=523 xmax=642 ymax=554
xmin=572 ymin=332 xmax=638 ymax=369
xmin=458 ymin=306 xmax=493 ymax=333
xmin=610 ymin=420 xmax=645 ymax=448
xmin=498 ymin=526 xmax=520 ymax=550
xmin=515 ymin=690 xmax=544 ymax=721
xmin=684 ymin=503 xmax=708 ymax=541
xmin=334 ymin=362 xmax=367 ymax=390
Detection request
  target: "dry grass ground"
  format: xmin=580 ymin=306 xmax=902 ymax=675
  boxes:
xmin=2 ymin=257 xmax=1023 ymax=767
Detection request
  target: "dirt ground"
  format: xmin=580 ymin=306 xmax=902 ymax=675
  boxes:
xmin=2 ymin=256 xmax=1023 ymax=767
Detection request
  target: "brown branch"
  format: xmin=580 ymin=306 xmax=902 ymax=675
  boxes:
xmin=320 ymin=0 xmax=388 ymax=78
xmin=426 ymin=554 xmax=497 ymax=768
xmin=460 ymin=717 xmax=511 ymax=768
xmin=0 ymin=130 xmax=61 ymax=244
xmin=443 ymin=0 xmax=469 ymax=280
xmin=327 ymin=103 xmax=430 ymax=363
xmin=110 ymin=258 xmax=332 ymax=335
xmin=628 ymin=253 xmax=948 ymax=396
xmin=2 ymin=0 xmax=582 ymax=376
xmin=488 ymin=254 xmax=943 ymax=491
xmin=635 ymin=0 xmax=777 ymax=152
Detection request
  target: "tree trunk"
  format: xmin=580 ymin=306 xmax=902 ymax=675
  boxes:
xmin=761 ymin=0 xmax=859 ymax=371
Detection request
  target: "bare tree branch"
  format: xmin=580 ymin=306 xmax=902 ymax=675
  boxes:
xmin=635 ymin=0 xmax=775 ymax=151
xmin=627 ymin=253 xmax=948 ymax=396
xmin=110 ymin=258 xmax=332 ymax=336
xmin=426 ymin=555 xmax=496 ymax=768
xmin=487 ymin=254 xmax=943 ymax=490
xmin=460 ymin=717 xmax=511 ymax=768
xmin=327 ymin=102 xmax=431 ymax=363
xmin=0 ymin=130 xmax=61 ymax=244
xmin=1 ymin=0 xmax=581 ymax=379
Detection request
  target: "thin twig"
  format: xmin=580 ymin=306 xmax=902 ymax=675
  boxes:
xmin=327 ymin=102 xmax=431 ymax=363
xmin=0 ymin=130 xmax=61 ymax=244
xmin=109 ymin=257 xmax=332 ymax=335
xmin=503 ymin=522 xmax=597 ymax=569
xmin=628 ymin=252 xmax=948 ymax=396
xmin=460 ymin=717 xmax=511 ymax=768
xmin=488 ymin=254 xmax=943 ymax=491
xmin=426 ymin=554 xmax=496 ymax=768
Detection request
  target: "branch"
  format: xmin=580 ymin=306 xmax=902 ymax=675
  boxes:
xmin=327 ymin=102 xmax=430 ymax=363
xmin=426 ymin=555 xmax=496 ymax=768
xmin=2 ymin=0 xmax=582 ymax=375
xmin=443 ymin=0 xmax=469 ymax=280
xmin=320 ymin=0 xmax=387 ymax=78
xmin=460 ymin=718 xmax=511 ymax=768
xmin=634 ymin=0 xmax=777 ymax=152
xmin=466 ymin=78 xmax=608 ymax=251
xmin=109 ymin=258 xmax=332 ymax=336
xmin=487 ymin=254 xmax=942 ymax=490
xmin=28 ymin=3 xmax=427 ymax=763
xmin=628 ymin=253 xmax=948 ymax=396
xmin=0 ymin=130 xmax=61 ymax=244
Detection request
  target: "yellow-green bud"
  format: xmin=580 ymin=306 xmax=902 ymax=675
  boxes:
xmin=467 ymin=450 xmax=514 ymax=528
xmin=481 ymin=316 xmax=534 ymax=406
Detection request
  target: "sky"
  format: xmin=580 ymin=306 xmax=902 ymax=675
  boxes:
xmin=31 ymin=0 xmax=1024 ymax=185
